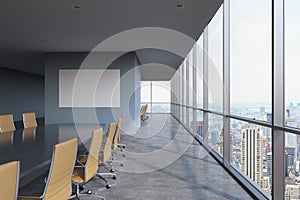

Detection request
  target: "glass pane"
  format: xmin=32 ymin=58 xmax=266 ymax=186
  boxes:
xmin=141 ymin=81 xmax=151 ymax=103
xmin=208 ymin=114 xmax=223 ymax=155
xmin=196 ymin=110 xmax=204 ymax=138
xmin=208 ymin=5 xmax=223 ymax=112
xmin=285 ymin=132 xmax=300 ymax=199
xmin=152 ymin=103 xmax=170 ymax=113
xmin=183 ymin=61 xmax=187 ymax=106
xmin=285 ymin=0 xmax=300 ymax=129
xmin=188 ymin=108 xmax=193 ymax=131
xmin=230 ymin=0 xmax=272 ymax=120
xmin=180 ymin=65 xmax=183 ymax=106
xmin=152 ymin=81 xmax=170 ymax=103
xmin=196 ymin=34 xmax=204 ymax=109
xmin=231 ymin=119 xmax=272 ymax=195
xmin=183 ymin=106 xmax=187 ymax=126
xmin=189 ymin=48 xmax=194 ymax=107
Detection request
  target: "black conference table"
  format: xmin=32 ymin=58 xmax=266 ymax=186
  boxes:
xmin=0 ymin=123 xmax=105 ymax=187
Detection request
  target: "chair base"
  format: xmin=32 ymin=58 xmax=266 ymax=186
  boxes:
xmin=71 ymin=183 xmax=105 ymax=200
xmin=96 ymin=172 xmax=117 ymax=189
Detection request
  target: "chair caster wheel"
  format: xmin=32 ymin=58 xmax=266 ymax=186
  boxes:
xmin=106 ymin=184 xmax=111 ymax=189
xmin=112 ymin=175 xmax=117 ymax=180
xmin=120 ymin=163 xmax=124 ymax=166
xmin=123 ymin=154 xmax=126 ymax=157
xmin=87 ymin=190 xmax=92 ymax=194
xmin=112 ymin=157 xmax=115 ymax=160
xmin=79 ymin=185 xmax=85 ymax=190
xmin=110 ymin=168 xmax=115 ymax=172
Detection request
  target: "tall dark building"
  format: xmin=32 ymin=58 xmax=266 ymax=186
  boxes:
xmin=285 ymin=147 xmax=296 ymax=176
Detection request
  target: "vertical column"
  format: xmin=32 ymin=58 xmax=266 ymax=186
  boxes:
xmin=273 ymin=0 xmax=285 ymax=199
xmin=223 ymin=0 xmax=231 ymax=167
xmin=203 ymin=27 xmax=209 ymax=145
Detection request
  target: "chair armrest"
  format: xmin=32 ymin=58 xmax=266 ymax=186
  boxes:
xmin=75 ymin=160 xmax=86 ymax=167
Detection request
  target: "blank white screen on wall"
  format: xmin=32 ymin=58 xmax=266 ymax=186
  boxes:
xmin=59 ymin=69 xmax=120 ymax=107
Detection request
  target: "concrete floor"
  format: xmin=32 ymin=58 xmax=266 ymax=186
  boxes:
xmin=20 ymin=114 xmax=253 ymax=200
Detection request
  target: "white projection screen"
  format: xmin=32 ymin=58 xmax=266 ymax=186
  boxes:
xmin=59 ymin=69 xmax=120 ymax=107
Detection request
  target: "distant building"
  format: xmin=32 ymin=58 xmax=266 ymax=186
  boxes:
xmin=261 ymin=176 xmax=271 ymax=194
xmin=285 ymin=147 xmax=296 ymax=177
xmin=260 ymin=106 xmax=265 ymax=117
xmin=195 ymin=121 xmax=204 ymax=137
xmin=285 ymin=184 xmax=300 ymax=200
xmin=240 ymin=124 xmax=263 ymax=188
xmin=297 ymin=135 xmax=300 ymax=161
xmin=267 ymin=152 xmax=272 ymax=190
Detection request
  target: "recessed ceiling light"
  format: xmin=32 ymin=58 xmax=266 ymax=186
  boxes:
xmin=72 ymin=5 xmax=81 ymax=10
xmin=175 ymin=4 xmax=184 ymax=8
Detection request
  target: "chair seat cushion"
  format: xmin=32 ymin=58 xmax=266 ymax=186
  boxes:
xmin=72 ymin=168 xmax=85 ymax=184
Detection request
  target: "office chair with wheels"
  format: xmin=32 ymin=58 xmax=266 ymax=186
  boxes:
xmin=0 ymin=161 xmax=19 ymax=200
xmin=72 ymin=128 xmax=113 ymax=199
xmin=18 ymin=138 xmax=78 ymax=200
xmin=96 ymin=122 xmax=119 ymax=186
xmin=111 ymin=114 xmax=126 ymax=164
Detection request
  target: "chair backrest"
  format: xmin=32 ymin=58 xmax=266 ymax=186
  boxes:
xmin=85 ymin=128 xmax=103 ymax=182
xmin=23 ymin=112 xmax=38 ymax=128
xmin=0 ymin=161 xmax=19 ymax=200
xmin=144 ymin=104 xmax=148 ymax=114
xmin=43 ymin=138 xmax=77 ymax=200
xmin=103 ymin=122 xmax=116 ymax=162
xmin=113 ymin=114 xmax=125 ymax=150
xmin=0 ymin=114 xmax=16 ymax=133
xmin=140 ymin=105 xmax=145 ymax=116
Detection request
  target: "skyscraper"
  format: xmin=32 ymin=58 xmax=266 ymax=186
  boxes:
xmin=267 ymin=152 xmax=272 ymax=190
xmin=285 ymin=147 xmax=296 ymax=176
xmin=241 ymin=124 xmax=263 ymax=187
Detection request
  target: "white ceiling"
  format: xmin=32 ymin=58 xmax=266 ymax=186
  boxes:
xmin=0 ymin=0 xmax=222 ymax=78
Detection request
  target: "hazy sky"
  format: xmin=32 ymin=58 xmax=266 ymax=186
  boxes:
xmin=191 ymin=0 xmax=300 ymax=106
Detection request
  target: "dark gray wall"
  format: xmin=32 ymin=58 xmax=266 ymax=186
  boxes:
xmin=45 ymin=52 xmax=141 ymax=134
xmin=0 ymin=67 xmax=44 ymax=121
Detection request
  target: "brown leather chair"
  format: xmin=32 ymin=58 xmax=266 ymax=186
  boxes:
xmin=110 ymin=114 xmax=126 ymax=166
xmin=22 ymin=112 xmax=38 ymax=129
xmin=99 ymin=122 xmax=116 ymax=170
xmin=19 ymin=138 xmax=78 ymax=200
xmin=71 ymin=128 xmax=111 ymax=199
xmin=116 ymin=114 xmax=126 ymax=154
xmin=0 ymin=161 xmax=19 ymax=200
xmin=113 ymin=114 xmax=125 ymax=151
xmin=96 ymin=122 xmax=119 ymax=185
xmin=0 ymin=114 xmax=16 ymax=133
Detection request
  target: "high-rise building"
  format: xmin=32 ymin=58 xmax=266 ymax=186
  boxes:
xmin=285 ymin=184 xmax=300 ymax=200
xmin=285 ymin=147 xmax=296 ymax=176
xmin=266 ymin=152 xmax=272 ymax=190
xmin=241 ymin=124 xmax=263 ymax=187
xmin=297 ymin=135 xmax=300 ymax=161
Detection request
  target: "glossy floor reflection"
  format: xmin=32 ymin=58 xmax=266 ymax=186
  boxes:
xmin=20 ymin=114 xmax=253 ymax=200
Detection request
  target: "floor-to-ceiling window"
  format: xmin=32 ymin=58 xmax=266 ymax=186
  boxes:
xmin=285 ymin=0 xmax=300 ymax=199
xmin=141 ymin=81 xmax=171 ymax=113
xmin=230 ymin=0 xmax=272 ymax=195
xmin=170 ymin=0 xmax=297 ymax=199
